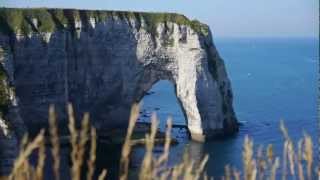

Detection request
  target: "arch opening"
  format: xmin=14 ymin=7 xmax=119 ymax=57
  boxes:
xmin=137 ymin=80 xmax=188 ymax=139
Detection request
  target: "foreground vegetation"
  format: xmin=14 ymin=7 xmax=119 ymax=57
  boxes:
xmin=0 ymin=104 xmax=318 ymax=180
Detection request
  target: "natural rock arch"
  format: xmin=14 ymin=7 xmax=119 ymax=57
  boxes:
xmin=125 ymin=43 xmax=236 ymax=141
xmin=0 ymin=8 xmax=238 ymax=142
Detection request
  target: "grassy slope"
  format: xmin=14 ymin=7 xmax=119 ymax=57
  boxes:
xmin=0 ymin=8 xmax=209 ymax=36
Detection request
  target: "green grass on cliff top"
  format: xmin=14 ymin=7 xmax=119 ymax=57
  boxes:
xmin=0 ymin=8 xmax=209 ymax=36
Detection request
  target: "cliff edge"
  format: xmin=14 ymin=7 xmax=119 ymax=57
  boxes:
xmin=0 ymin=8 xmax=238 ymax=160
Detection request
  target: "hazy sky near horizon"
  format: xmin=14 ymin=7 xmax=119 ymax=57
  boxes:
xmin=1 ymin=0 xmax=319 ymax=38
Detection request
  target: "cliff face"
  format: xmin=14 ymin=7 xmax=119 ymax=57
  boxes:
xmin=0 ymin=8 xmax=238 ymax=146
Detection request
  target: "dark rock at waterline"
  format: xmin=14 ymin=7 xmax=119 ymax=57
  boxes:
xmin=237 ymin=121 xmax=245 ymax=127
xmin=153 ymin=148 xmax=164 ymax=153
xmin=142 ymin=114 xmax=150 ymax=118
xmin=263 ymin=122 xmax=271 ymax=126
xmin=145 ymin=91 xmax=156 ymax=96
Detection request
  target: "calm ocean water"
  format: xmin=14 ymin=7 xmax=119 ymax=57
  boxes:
xmin=30 ymin=38 xmax=318 ymax=180
xmin=137 ymin=37 xmax=319 ymax=177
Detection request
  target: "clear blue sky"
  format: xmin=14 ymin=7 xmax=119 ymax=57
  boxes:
xmin=1 ymin=0 xmax=319 ymax=38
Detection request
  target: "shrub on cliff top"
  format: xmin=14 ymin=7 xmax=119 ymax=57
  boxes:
xmin=0 ymin=8 xmax=55 ymax=34
xmin=0 ymin=65 xmax=10 ymax=114
xmin=0 ymin=9 xmax=26 ymax=34
xmin=0 ymin=8 xmax=210 ymax=37
xmin=24 ymin=8 xmax=56 ymax=33
xmin=49 ymin=9 xmax=68 ymax=26
xmin=141 ymin=12 xmax=209 ymax=36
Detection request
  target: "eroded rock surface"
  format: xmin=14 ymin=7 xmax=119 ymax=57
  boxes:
xmin=0 ymin=9 xmax=238 ymax=172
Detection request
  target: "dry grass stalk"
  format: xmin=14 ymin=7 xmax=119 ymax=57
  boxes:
xmin=193 ymin=155 xmax=209 ymax=180
xmin=170 ymin=149 xmax=209 ymax=180
xmin=171 ymin=163 xmax=184 ymax=180
xmin=270 ymin=157 xmax=280 ymax=180
xmin=155 ymin=118 xmax=172 ymax=168
xmin=67 ymin=103 xmax=78 ymax=180
xmin=119 ymin=103 xmax=139 ymax=180
xmin=243 ymin=135 xmax=255 ymax=180
xmin=257 ymin=145 xmax=266 ymax=180
xmin=74 ymin=113 xmax=90 ymax=180
xmin=98 ymin=169 xmax=107 ymax=180
xmin=280 ymin=121 xmax=289 ymax=141
xmin=181 ymin=154 xmax=194 ymax=180
xmin=287 ymin=141 xmax=295 ymax=177
xmin=122 ymin=110 xmax=208 ymax=180
xmin=49 ymin=105 xmax=60 ymax=180
xmin=152 ymin=118 xmax=173 ymax=179
xmin=282 ymin=141 xmax=288 ymax=180
xmin=303 ymin=134 xmax=313 ymax=180
xmin=280 ymin=121 xmax=296 ymax=179
xmin=159 ymin=170 xmax=170 ymax=180
xmin=67 ymin=103 xmax=91 ymax=180
xmin=139 ymin=113 xmax=158 ymax=180
xmin=251 ymin=160 xmax=257 ymax=180
xmin=233 ymin=168 xmax=241 ymax=180
xmin=87 ymin=127 xmax=97 ymax=180
xmin=184 ymin=162 xmax=195 ymax=180
xmin=78 ymin=114 xmax=90 ymax=164
xmin=297 ymin=140 xmax=305 ymax=180
xmin=4 ymin=103 xmax=318 ymax=180
xmin=35 ymin=139 xmax=45 ymax=180
xmin=267 ymin=144 xmax=274 ymax=165
xmin=9 ymin=130 xmax=45 ymax=180
xmin=224 ymin=165 xmax=231 ymax=180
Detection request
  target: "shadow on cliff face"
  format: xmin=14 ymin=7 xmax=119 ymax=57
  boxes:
xmin=11 ymin=16 xmax=142 ymax=136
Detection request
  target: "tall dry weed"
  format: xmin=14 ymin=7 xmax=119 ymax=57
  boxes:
xmin=3 ymin=104 xmax=317 ymax=180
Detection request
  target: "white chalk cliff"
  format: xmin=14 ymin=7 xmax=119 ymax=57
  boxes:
xmin=0 ymin=8 xmax=238 ymax=173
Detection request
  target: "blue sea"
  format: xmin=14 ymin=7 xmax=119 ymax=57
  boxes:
xmin=27 ymin=38 xmax=318 ymax=180
xmin=137 ymin=37 xmax=319 ymax=177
